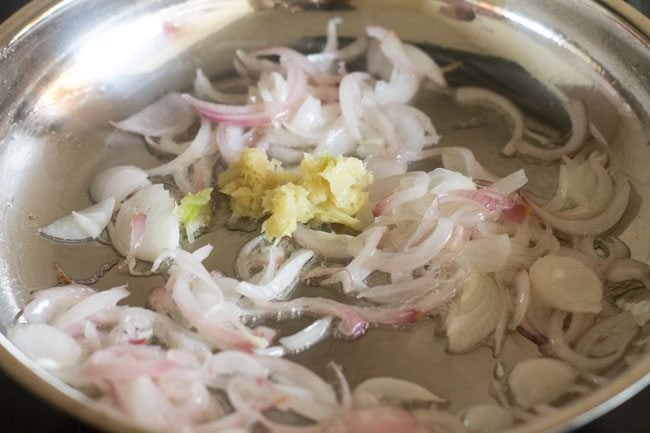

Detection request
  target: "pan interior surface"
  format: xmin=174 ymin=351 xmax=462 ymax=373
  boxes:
xmin=0 ymin=1 xmax=648 ymax=433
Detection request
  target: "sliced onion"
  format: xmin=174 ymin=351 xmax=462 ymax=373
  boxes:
xmin=110 ymin=184 xmax=180 ymax=262
xmin=169 ymin=270 xmax=268 ymax=351
xmin=339 ymin=72 xmax=371 ymax=140
xmin=9 ymin=323 xmax=83 ymax=369
xmin=40 ymin=196 xmax=115 ymax=241
xmin=554 ymin=157 xmax=612 ymax=220
xmin=147 ymin=119 xmax=214 ymax=177
xmin=508 ymin=358 xmax=577 ymax=409
xmin=203 ymin=351 xmax=269 ymax=385
xmin=488 ymin=169 xmax=527 ymax=195
xmin=403 ymin=43 xmax=446 ymax=87
xmin=89 ymin=165 xmax=151 ymax=207
xmin=307 ymin=36 xmax=369 ymax=69
xmin=184 ymin=94 xmax=274 ymax=127
xmin=353 ymin=377 xmax=446 ymax=409
xmin=459 ymin=234 xmax=511 ymax=273
xmin=278 ymin=317 xmax=332 ymax=353
xmin=529 ymin=255 xmax=602 ymax=313
xmin=293 ymin=225 xmax=355 ymax=259
xmin=382 ymin=103 xmax=439 ymax=151
xmin=52 ymin=285 xmax=129 ymax=330
xmin=194 ymin=69 xmax=247 ymax=105
xmin=373 ymin=171 xmax=430 ymax=216
xmin=445 ymin=272 xmax=505 ymax=353
xmin=230 ymin=249 xmax=315 ymax=301
xmin=525 ymin=175 xmax=630 ymax=235
xmin=460 ymin=404 xmax=515 ymax=433
xmin=22 ymin=285 xmax=96 ymax=324
xmin=366 ymin=26 xmax=420 ymax=77
xmin=374 ymin=68 xmax=420 ymax=104
xmin=429 ymin=167 xmax=476 ymax=195
xmin=112 ymin=93 xmax=195 ymax=137
xmin=510 ymin=270 xmax=531 ymax=330
xmin=574 ymin=313 xmax=638 ymax=359
xmin=455 ymin=87 xmax=524 ymax=157
xmin=365 ymin=154 xmax=408 ymax=180
xmin=366 ymin=218 xmax=454 ymax=273
xmin=254 ymin=46 xmax=340 ymax=86
xmin=515 ymin=100 xmax=588 ymax=161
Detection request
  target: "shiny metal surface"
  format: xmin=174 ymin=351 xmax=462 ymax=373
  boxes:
xmin=0 ymin=1 xmax=648 ymax=433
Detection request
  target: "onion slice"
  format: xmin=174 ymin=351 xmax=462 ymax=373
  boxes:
xmin=112 ymin=93 xmax=195 ymax=137
xmin=514 ymin=100 xmax=589 ymax=161
xmin=455 ymin=87 xmax=524 ymax=157
xmin=529 ymin=255 xmax=602 ymax=313
xmin=9 ymin=323 xmax=83 ymax=369
xmin=508 ymin=358 xmax=577 ymax=409
xmin=40 ymin=196 xmax=115 ymax=241
xmin=353 ymin=377 xmax=446 ymax=408
xmin=445 ymin=272 xmax=505 ymax=353
xmin=525 ymin=175 xmax=630 ymax=235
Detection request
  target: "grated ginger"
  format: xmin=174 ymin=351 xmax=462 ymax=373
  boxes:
xmin=217 ymin=148 xmax=372 ymax=240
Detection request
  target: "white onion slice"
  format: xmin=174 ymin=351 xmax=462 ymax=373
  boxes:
xmin=9 ymin=323 xmax=82 ymax=369
xmin=404 ymin=43 xmax=446 ymax=87
xmin=459 ymin=234 xmax=511 ymax=273
xmin=194 ymin=69 xmax=247 ymax=105
xmin=508 ymin=358 xmax=577 ymax=409
xmin=365 ymin=154 xmax=408 ymax=180
xmin=460 ymin=404 xmax=515 ymax=433
xmin=488 ymin=169 xmax=527 ymax=195
xmin=339 ymin=72 xmax=371 ymax=140
xmin=110 ymin=184 xmax=179 ymax=262
xmin=279 ymin=317 xmax=332 ymax=353
xmin=353 ymin=377 xmax=446 ymax=409
xmin=574 ymin=313 xmax=638 ymax=359
xmin=232 ymin=249 xmax=315 ymax=301
xmin=554 ymin=157 xmax=612 ymax=220
xmin=112 ymin=93 xmax=195 ymax=137
xmin=455 ymin=87 xmax=524 ymax=157
xmin=40 ymin=196 xmax=115 ymax=241
xmin=52 ymin=285 xmax=129 ymax=330
xmin=293 ymin=225 xmax=355 ymax=259
xmin=23 ymin=285 xmax=96 ymax=324
xmin=529 ymin=255 xmax=602 ymax=313
xmin=429 ymin=167 xmax=476 ymax=195
xmin=525 ymin=176 xmax=629 ymax=236
xmin=366 ymin=218 xmax=454 ymax=273
xmin=515 ymin=100 xmax=588 ymax=161
xmin=445 ymin=272 xmax=505 ymax=353
xmin=89 ymin=165 xmax=151 ymax=206
xmin=374 ymin=68 xmax=420 ymax=104
xmin=147 ymin=119 xmax=214 ymax=177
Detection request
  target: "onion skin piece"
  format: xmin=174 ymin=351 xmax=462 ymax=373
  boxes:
xmin=508 ymin=358 xmax=577 ymax=409
xmin=529 ymin=255 xmax=602 ymax=313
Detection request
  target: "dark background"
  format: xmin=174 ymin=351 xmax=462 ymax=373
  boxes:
xmin=0 ymin=1 xmax=648 ymax=432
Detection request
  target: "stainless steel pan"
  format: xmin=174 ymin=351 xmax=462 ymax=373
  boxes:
xmin=0 ymin=1 xmax=648 ymax=432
